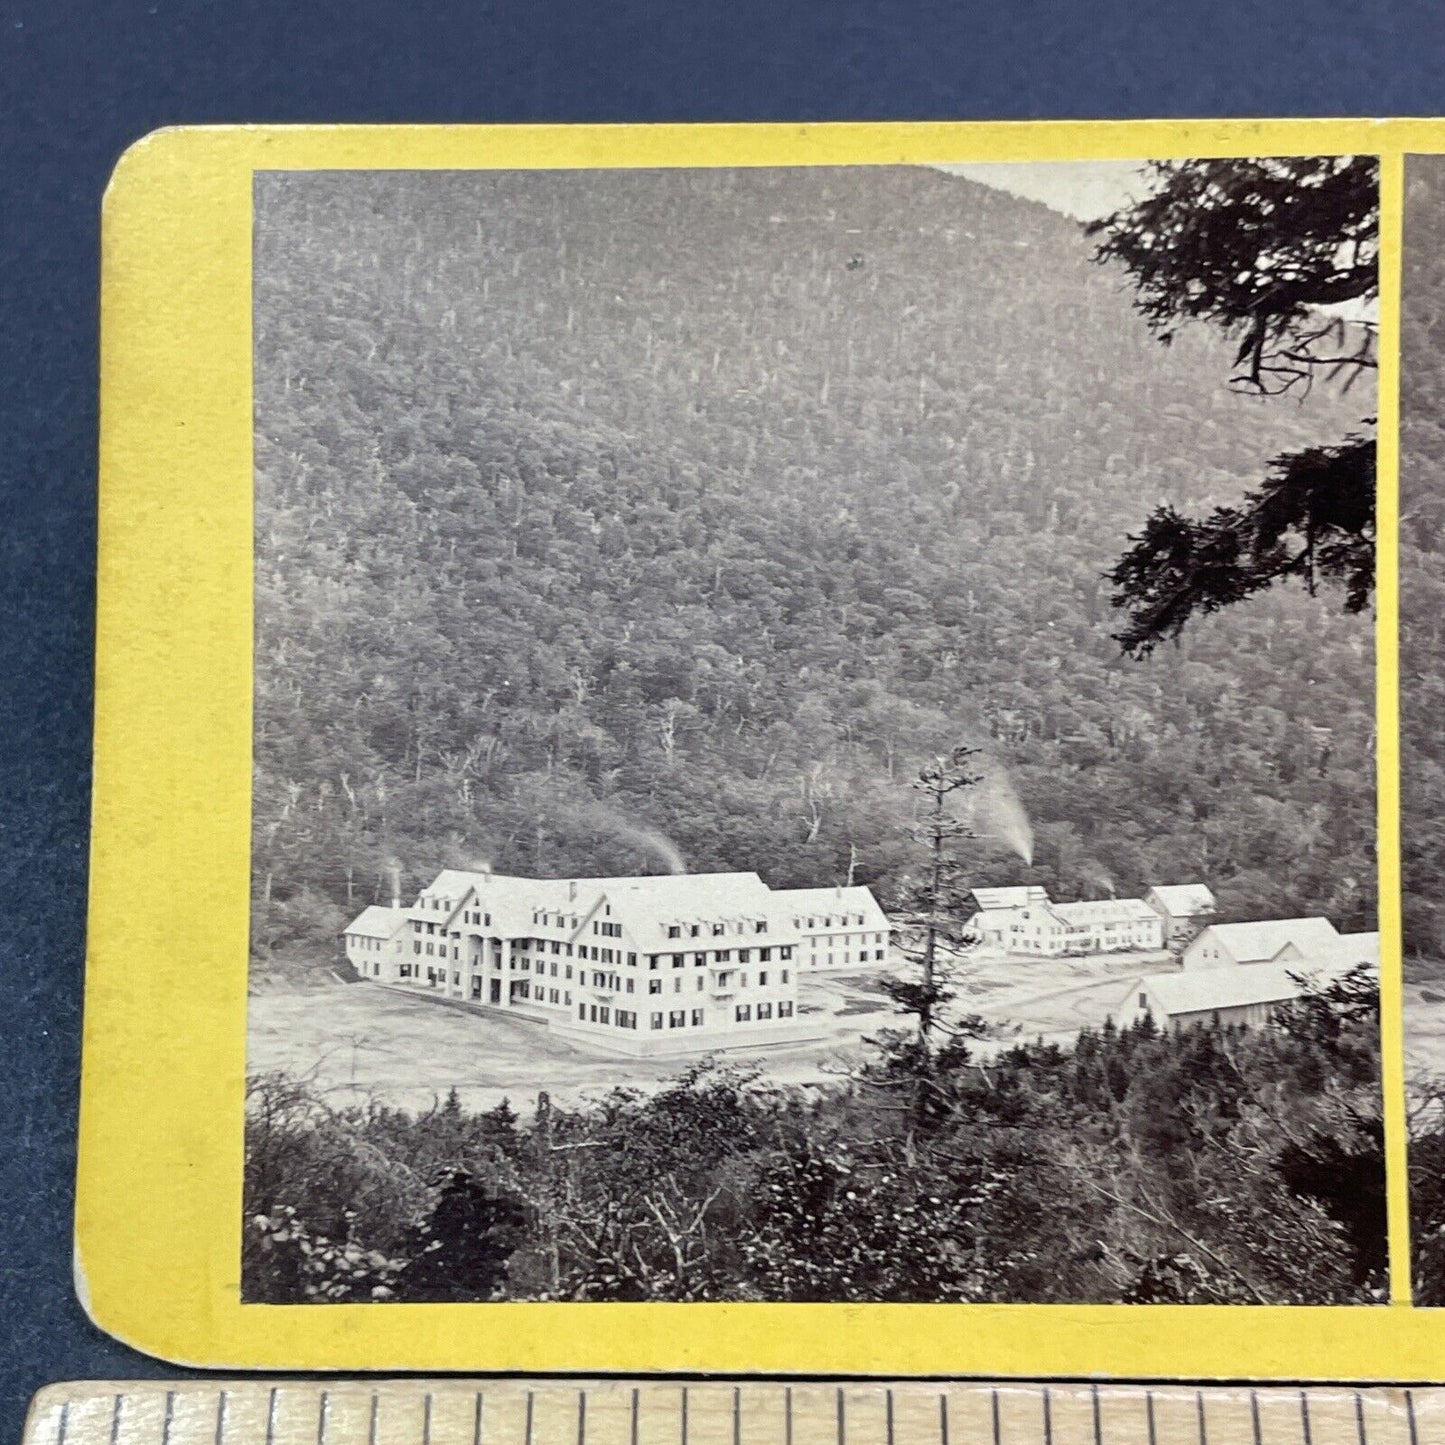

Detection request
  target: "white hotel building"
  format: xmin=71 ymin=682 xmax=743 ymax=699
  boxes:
xmin=343 ymin=869 xmax=894 ymax=1056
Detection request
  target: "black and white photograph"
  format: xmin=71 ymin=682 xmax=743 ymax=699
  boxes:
xmin=243 ymin=157 xmax=1384 ymax=1307
xmin=1398 ymin=152 xmax=1445 ymax=1304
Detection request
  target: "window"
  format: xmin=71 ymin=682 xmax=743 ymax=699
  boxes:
xmin=1139 ymin=993 xmax=1148 ymax=1009
xmin=413 ymin=941 xmax=422 ymax=955
xmin=651 ymin=1012 xmax=664 ymax=1030
xmin=672 ymin=954 xmax=684 ymax=968
xmin=648 ymin=955 xmax=660 ymax=970
xmin=696 ymin=977 xmax=705 ymax=991
xmin=739 ymin=949 xmax=751 ymax=963
xmin=735 ymin=1004 xmax=752 ymax=1022
xmin=579 ymin=1003 xmax=586 ymax=1019
xmin=760 ymin=947 xmax=772 ymax=961
xmin=670 ymin=1011 xmax=686 ymax=1028
xmin=712 ymin=923 xmax=724 ymax=936
xmin=758 ymin=1002 xmax=772 ymax=1020
xmin=694 ymin=952 xmax=707 ymax=966
xmin=565 ymin=965 xmax=573 ymax=980
xmin=649 ymin=979 xmax=663 ymax=995
xmin=599 ymin=1006 xmax=611 ymax=1025
xmin=781 ymin=969 xmax=790 ymax=983
xmin=779 ymin=1001 xmax=793 ymax=1018
xmin=759 ymin=970 xmax=769 ymax=985
xmin=716 ymin=949 xmax=731 ymax=961
xmin=667 ymin=926 xmax=680 ymax=939
xmin=552 ymin=941 xmax=561 ymax=953
xmin=550 ymin=988 xmax=559 ymax=1004
xmin=673 ymin=977 xmax=683 ymax=993
xmin=627 ymin=952 xmax=637 ymax=966
xmin=755 ymin=921 xmax=767 ymax=934
xmin=690 ymin=925 xmax=700 ymax=938
xmin=626 ymin=978 xmax=634 ymax=994
xmin=691 ymin=1009 xmax=704 ymax=1026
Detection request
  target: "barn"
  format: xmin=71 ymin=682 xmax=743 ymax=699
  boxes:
xmin=1116 ymin=960 xmax=1375 ymax=1031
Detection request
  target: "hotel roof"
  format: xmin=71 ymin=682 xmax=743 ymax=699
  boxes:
xmin=1195 ymin=917 xmax=1341 ymax=963
xmin=1135 ymin=959 xmax=1375 ymax=1018
xmin=343 ymin=904 xmax=409 ymax=939
xmin=774 ymin=885 xmax=891 ymax=923
xmin=1146 ymin=884 xmax=1217 ymax=916
xmin=971 ymin=885 xmax=1049 ymax=911
xmin=1053 ymin=898 xmax=1160 ymax=925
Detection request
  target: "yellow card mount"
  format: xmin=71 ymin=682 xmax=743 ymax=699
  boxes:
xmin=21 ymin=1382 xmax=1443 ymax=1445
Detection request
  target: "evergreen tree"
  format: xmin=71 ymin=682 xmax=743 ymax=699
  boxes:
xmin=1089 ymin=157 xmax=1379 ymax=655
xmin=882 ymin=746 xmax=983 ymax=1040
xmin=394 ymin=1170 xmax=525 ymax=1302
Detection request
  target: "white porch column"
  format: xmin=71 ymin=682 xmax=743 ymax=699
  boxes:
xmin=499 ymin=937 xmax=512 ymax=1007
xmin=469 ymin=934 xmax=484 ymax=999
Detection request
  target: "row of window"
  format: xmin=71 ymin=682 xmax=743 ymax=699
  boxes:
xmin=806 ymin=948 xmax=888 ymax=965
xmin=666 ymin=919 xmax=769 ymax=940
xmin=517 ymin=981 xmax=571 ymax=1006
xmin=511 ymin=941 xmax=796 ymax=967
xmin=391 ymin=966 xmax=795 ymax=1029
xmin=735 ymin=1002 xmax=794 ymax=1022
xmin=532 ymin=911 xmax=582 ymax=930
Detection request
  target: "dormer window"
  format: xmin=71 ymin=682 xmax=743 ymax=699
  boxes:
xmin=668 ymin=926 xmax=681 ymax=939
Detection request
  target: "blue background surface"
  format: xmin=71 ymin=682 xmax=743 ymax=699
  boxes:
xmin=4 ymin=0 xmax=1445 ymax=1435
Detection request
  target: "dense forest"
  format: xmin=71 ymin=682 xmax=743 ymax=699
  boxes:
xmin=251 ymin=166 xmax=1377 ymax=978
xmin=1399 ymin=155 xmax=1445 ymax=1301
xmin=1401 ymin=158 xmax=1445 ymax=970
xmin=244 ymin=967 xmax=1383 ymax=1304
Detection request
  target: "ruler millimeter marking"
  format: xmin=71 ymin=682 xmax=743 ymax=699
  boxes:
xmin=23 ymin=1383 xmax=1445 ymax=1445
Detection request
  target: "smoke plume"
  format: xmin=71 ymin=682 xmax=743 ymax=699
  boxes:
xmin=971 ymin=768 xmax=1034 ymax=866
xmin=588 ymin=804 xmax=688 ymax=875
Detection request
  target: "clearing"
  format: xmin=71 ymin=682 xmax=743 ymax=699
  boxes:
xmin=247 ymin=944 xmax=1172 ymax=1114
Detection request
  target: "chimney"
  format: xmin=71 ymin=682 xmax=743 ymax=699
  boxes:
xmin=389 ymin=865 xmax=402 ymax=911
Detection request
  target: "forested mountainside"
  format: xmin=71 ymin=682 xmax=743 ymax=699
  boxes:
xmin=252 ymin=167 xmax=1377 ymax=974
xmin=1401 ymin=158 xmax=1445 ymax=971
